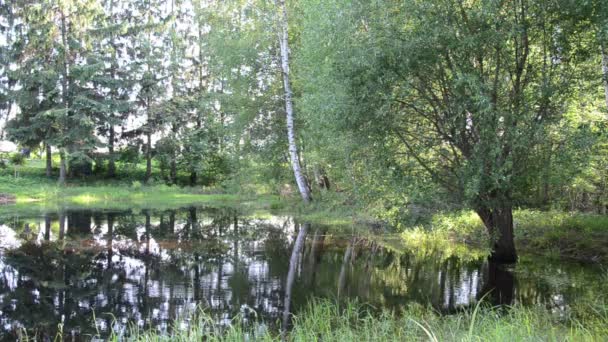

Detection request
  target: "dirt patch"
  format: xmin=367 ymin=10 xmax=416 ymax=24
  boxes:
xmin=0 ymin=193 xmax=16 ymax=205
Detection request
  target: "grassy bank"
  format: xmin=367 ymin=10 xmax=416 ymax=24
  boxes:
xmin=0 ymin=157 xmax=383 ymax=228
xmin=0 ymin=171 xmax=260 ymax=214
xmin=3 ymin=159 xmax=608 ymax=261
xmin=0 ymin=160 xmax=365 ymax=226
xmin=0 ymin=175 xmax=361 ymax=226
xmin=94 ymin=300 xmax=608 ymax=341
xmin=0 ymin=160 xmax=224 ymax=204
xmin=402 ymin=210 xmax=608 ymax=263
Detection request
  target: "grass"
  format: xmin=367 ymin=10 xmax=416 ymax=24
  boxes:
xmin=0 ymin=158 xmax=282 ymax=220
xmin=286 ymin=300 xmax=608 ymax=341
xmin=1 ymin=160 xmax=222 ymax=203
xmin=38 ymin=299 xmax=606 ymax=341
xmin=3 ymin=158 xmax=608 ymax=261
xmin=402 ymin=209 xmax=608 ymax=263
xmin=0 ymin=158 xmax=368 ymax=227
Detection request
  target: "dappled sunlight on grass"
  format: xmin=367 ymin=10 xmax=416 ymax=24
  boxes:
xmin=398 ymin=209 xmax=608 ymax=262
xmin=71 ymin=194 xmax=100 ymax=204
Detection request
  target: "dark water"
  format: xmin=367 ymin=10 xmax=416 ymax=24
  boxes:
xmin=0 ymin=206 xmax=603 ymax=340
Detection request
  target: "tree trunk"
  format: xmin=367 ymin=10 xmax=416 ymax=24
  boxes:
xmin=170 ymin=156 xmax=177 ymax=185
xmin=306 ymin=228 xmax=325 ymax=286
xmin=170 ymin=125 xmax=177 ymax=185
xmin=108 ymin=125 xmax=116 ymax=178
xmin=188 ymin=207 xmax=197 ymax=236
xmin=190 ymin=170 xmax=197 ymax=186
xmin=145 ymin=130 xmax=152 ymax=183
xmin=44 ymin=214 xmax=51 ymax=241
xmin=479 ymin=261 xmax=515 ymax=306
xmin=58 ymin=149 xmax=67 ymax=185
xmin=58 ymin=9 xmax=69 ymax=186
xmin=59 ymin=212 xmax=66 ymax=240
xmin=233 ymin=215 xmax=239 ymax=271
xmin=107 ymin=213 xmax=114 ymax=265
xmin=169 ymin=210 xmax=175 ymax=235
xmin=476 ymin=205 xmax=517 ymax=263
xmin=601 ymin=39 xmax=608 ymax=112
xmin=313 ymin=165 xmax=331 ymax=190
xmin=45 ymin=143 xmax=52 ymax=178
xmin=338 ymin=239 xmax=354 ymax=297
xmin=145 ymin=211 xmax=151 ymax=254
xmin=282 ymin=222 xmax=308 ymax=336
xmin=276 ymin=0 xmax=312 ymax=203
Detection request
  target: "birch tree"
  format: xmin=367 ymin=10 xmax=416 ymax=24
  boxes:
xmin=276 ymin=0 xmax=312 ymax=203
xmin=601 ymin=36 xmax=608 ymax=112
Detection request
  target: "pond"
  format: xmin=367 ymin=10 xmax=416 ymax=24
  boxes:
xmin=0 ymin=206 xmax=603 ymax=340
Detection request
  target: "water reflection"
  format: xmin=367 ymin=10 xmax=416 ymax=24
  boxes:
xmin=0 ymin=207 xmax=603 ymax=339
xmin=282 ymin=222 xmax=308 ymax=336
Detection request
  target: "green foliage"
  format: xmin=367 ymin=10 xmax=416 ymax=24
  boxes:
xmin=1 ymin=0 xmax=607 ymax=259
xmin=9 ymin=153 xmax=25 ymax=166
xmin=298 ymin=0 xmax=595 ymax=209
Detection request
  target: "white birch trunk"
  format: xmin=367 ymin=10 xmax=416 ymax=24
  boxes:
xmin=282 ymin=222 xmax=308 ymax=335
xmin=601 ymin=40 xmax=608 ymax=112
xmin=276 ymin=0 xmax=312 ymax=203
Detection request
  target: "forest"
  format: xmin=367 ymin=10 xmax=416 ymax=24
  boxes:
xmin=0 ymin=0 xmax=608 ymax=340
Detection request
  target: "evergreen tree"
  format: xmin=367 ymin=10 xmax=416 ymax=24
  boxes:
xmin=88 ymin=0 xmax=135 ymax=178
xmin=131 ymin=0 xmax=167 ymax=184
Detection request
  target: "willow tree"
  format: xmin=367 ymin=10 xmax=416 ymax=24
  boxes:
xmin=299 ymin=0 xmax=587 ymax=262
xmin=595 ymin=1 xmax=608 ymax=112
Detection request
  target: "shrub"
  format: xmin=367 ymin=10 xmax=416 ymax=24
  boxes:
xmin=10 ymin=153 xmax=25 ymax=166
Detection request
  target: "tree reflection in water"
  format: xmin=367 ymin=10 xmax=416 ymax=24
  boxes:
xmin=282 ymin=222 xmax=308 ymax=337
xmin=0 ymin=207 xmax=603 ymax=339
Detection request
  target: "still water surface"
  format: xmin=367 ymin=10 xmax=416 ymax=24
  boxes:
xmin=0 ymin=206 xmax=602 ymax=340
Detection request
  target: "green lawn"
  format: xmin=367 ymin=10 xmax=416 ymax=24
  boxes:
xmin=0 ymin=158 xmax=362 ymax=227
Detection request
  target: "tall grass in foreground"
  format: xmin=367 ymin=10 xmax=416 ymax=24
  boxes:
xmin=290 ymin=300 xmax=608 ymax=341
xmin=95 ymin=300 xmax=608 ymax=341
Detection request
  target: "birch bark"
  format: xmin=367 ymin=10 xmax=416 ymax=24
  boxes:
xmin=276 ymin=0 xmax=312 ymax=203
xmin=601 ymin=40 xmax=608 ymax=112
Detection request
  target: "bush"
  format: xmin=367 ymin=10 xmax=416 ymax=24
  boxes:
xmin=10 ymin=153 xmax=25 ymax=166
